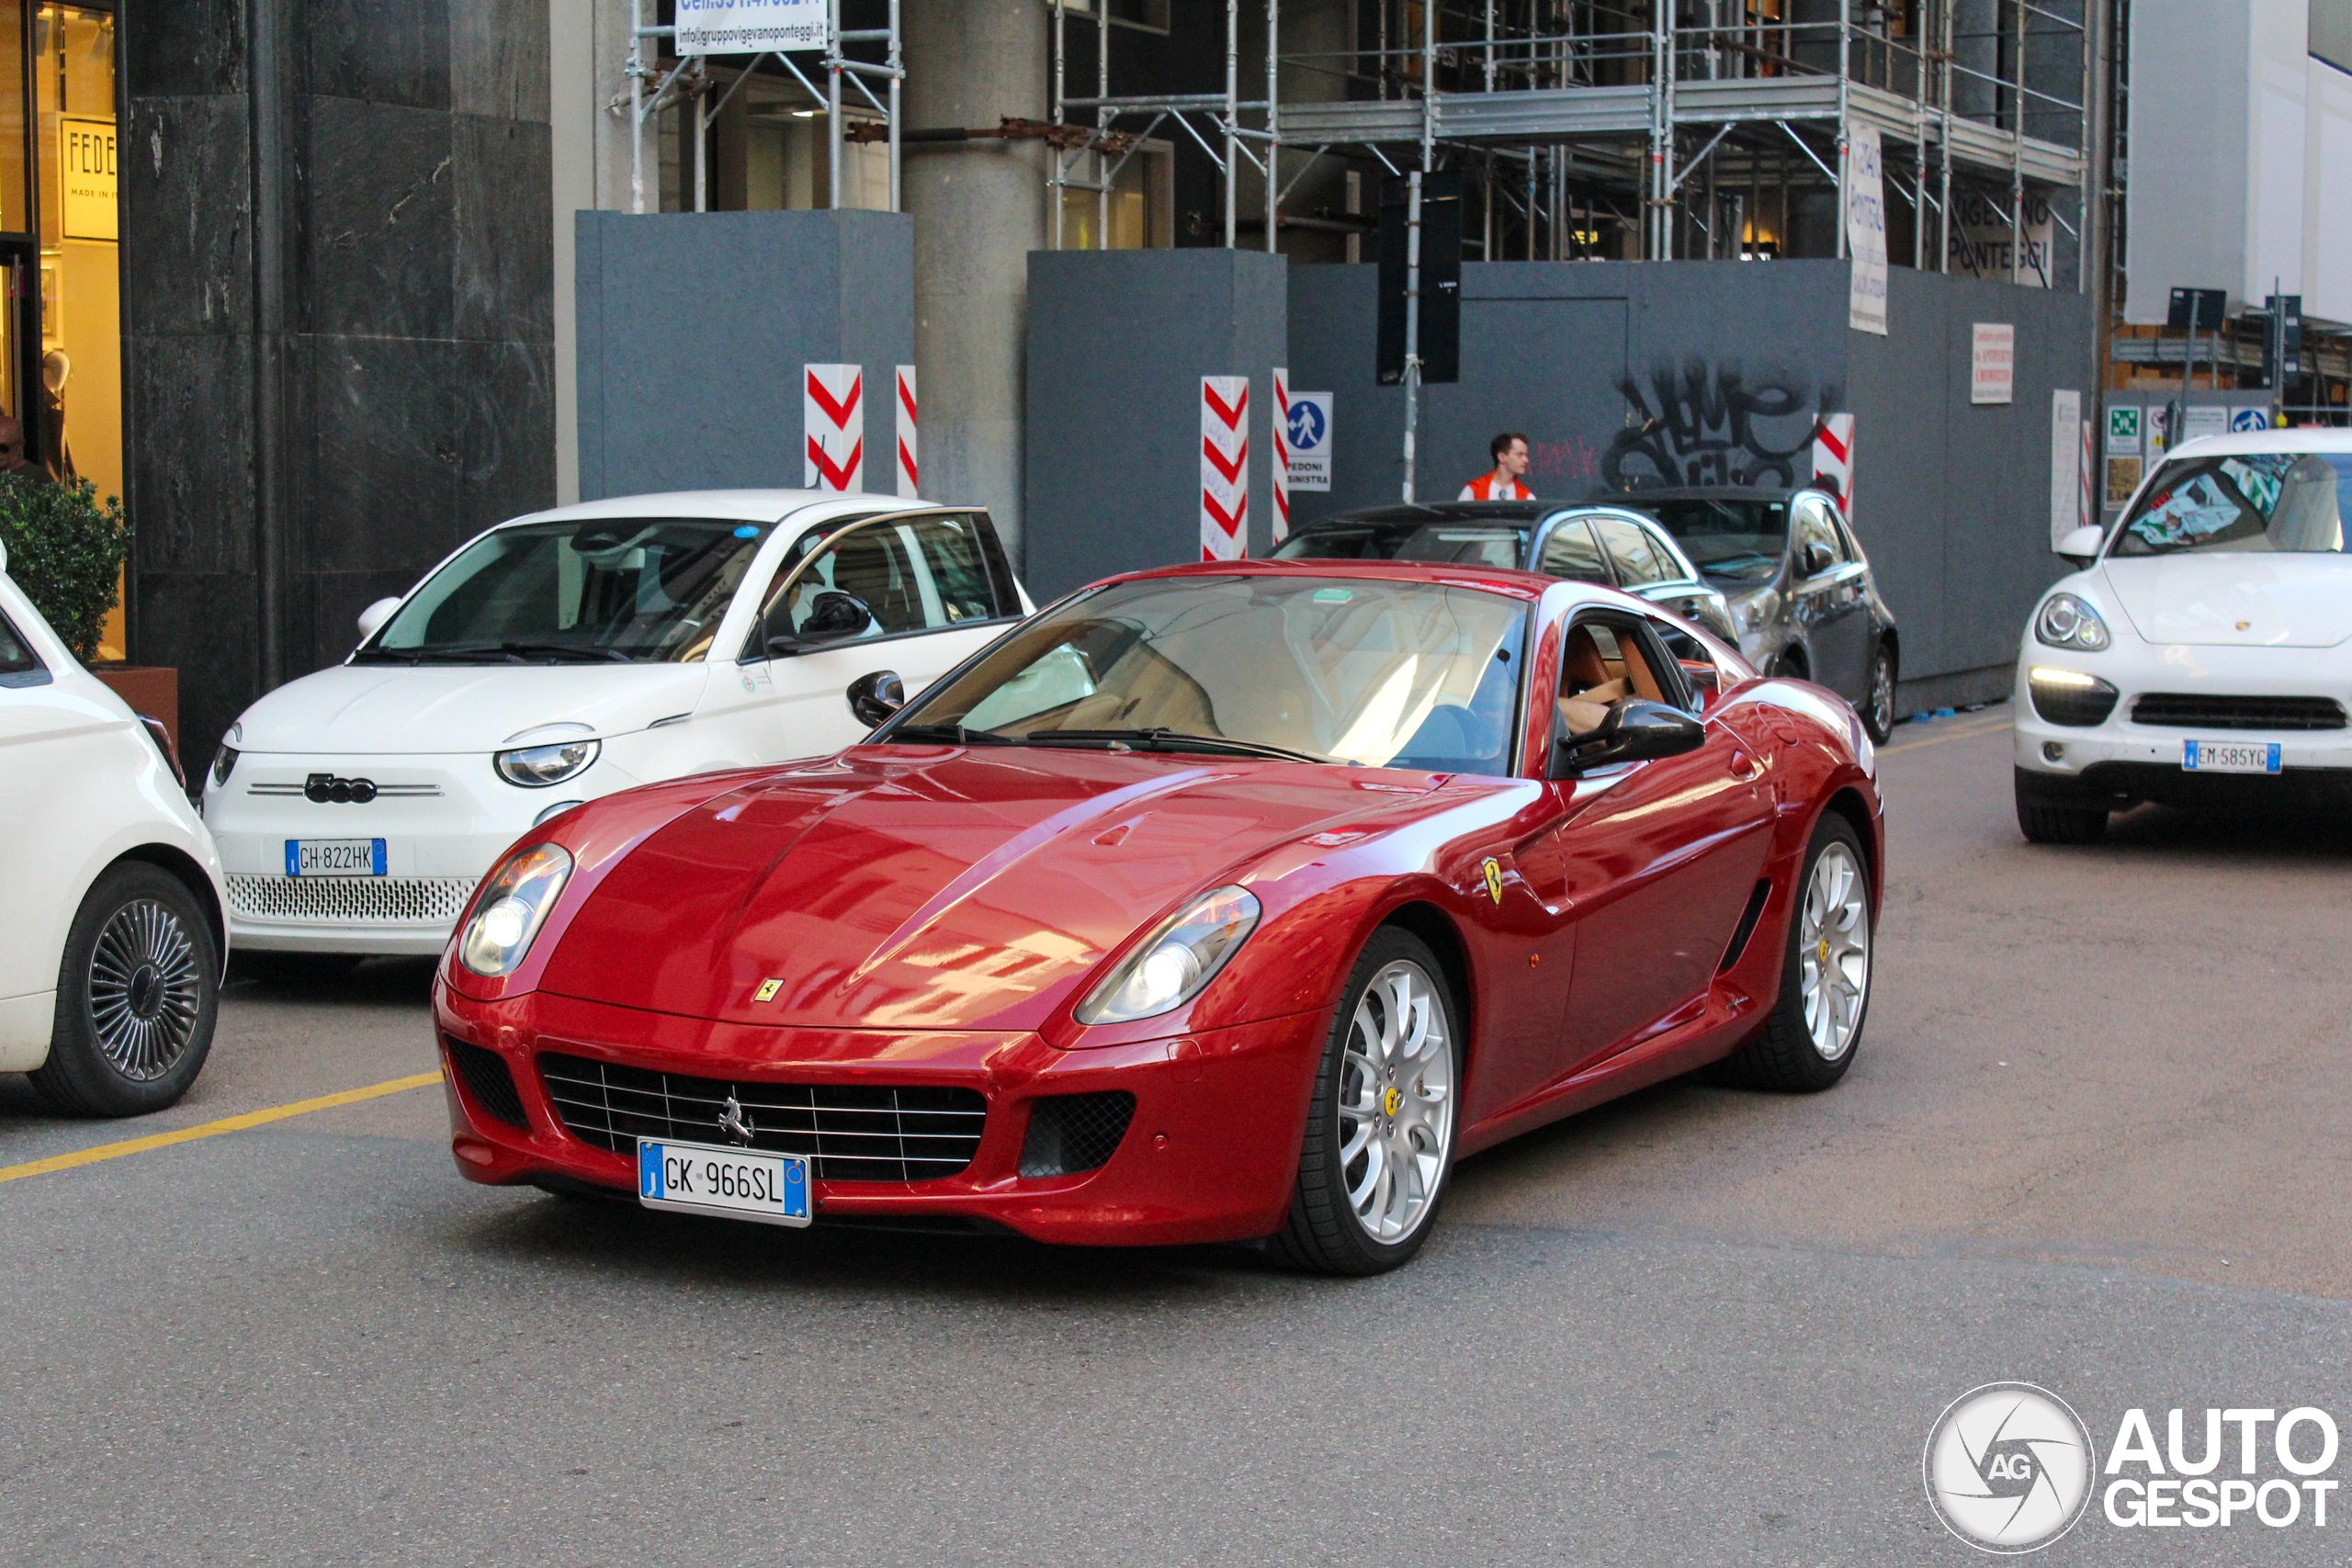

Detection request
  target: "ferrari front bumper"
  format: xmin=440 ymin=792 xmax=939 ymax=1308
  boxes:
xmin=434 ymin=984 xmax=1329 ymax=1247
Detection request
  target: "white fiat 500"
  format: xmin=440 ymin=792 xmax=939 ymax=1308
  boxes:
xmin=202 ymin=491 xmax=1031 ymax=958
xmin=2015 ymin=429 xmax=2352 ymax=841
xmin=0 ymin=539 xmax=228 ymax=1115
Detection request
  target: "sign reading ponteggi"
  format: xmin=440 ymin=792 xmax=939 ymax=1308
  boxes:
xmin=673 ymin=0 xmax=825 ymax=55
xmin=60 ymin=116 xmax=115 ymax=242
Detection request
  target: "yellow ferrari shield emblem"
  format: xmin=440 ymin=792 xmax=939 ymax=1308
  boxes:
xmin=753 ymin=978 xmax=782 ymax=1002
xmin=1482 ymin=858 xmax=1504 ymax=905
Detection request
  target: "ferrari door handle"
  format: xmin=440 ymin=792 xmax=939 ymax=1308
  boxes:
xmin=1729 ymin=750 xmax=1759 ymax=780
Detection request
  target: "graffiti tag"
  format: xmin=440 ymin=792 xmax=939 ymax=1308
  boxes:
xmin=1604 ymin=358 xmax=1837 ymax=490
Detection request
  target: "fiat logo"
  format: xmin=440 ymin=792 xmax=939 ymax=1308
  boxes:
xmin=304 ymin=773 xmax=379 ymax=803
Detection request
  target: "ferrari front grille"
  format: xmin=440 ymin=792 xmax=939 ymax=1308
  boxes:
xmin=537 ymin=1052 xmax=988 ymax=1183
xmin=225 ymin=873 xmax=479 ymax=925
xmin=445 ymin=1037 xmax=528 ymax=1131
xmin=2130 ymin=693 xmax=2347 ymax=731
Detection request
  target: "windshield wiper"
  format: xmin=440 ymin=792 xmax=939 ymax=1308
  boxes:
xmin=1020 ymin=728 xmax=1326 ymax=764
xmin=493 ymin=641 xmax=637 ymax=663
xmin=354 ymin=642 xmax=635 ymax=665
xmin=886 ymin=721 xmax=1015 ymax=746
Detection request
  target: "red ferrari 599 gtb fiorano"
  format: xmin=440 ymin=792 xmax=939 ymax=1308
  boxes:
xmin=435 ymin=560 xmax=1882 ymax=1274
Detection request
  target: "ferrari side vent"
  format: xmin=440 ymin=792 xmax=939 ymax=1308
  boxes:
xmin=1716 ymin=880 xmax=1772 ymax=974
xmin=446 ymin=1037 xmax=528 ymax=1130
xmin=1019 ymin=1091 xmax=1136 ymax=1179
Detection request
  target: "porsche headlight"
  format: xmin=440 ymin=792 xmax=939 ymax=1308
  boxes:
xmin=2035 ymin=593 xmax=2111 ymax=652
xmin=1077 ymin=886 xmax=1261 ymax=1024
xmin=494 ymin=739 xmax=601 ymax=787
xmin=458 ymin=842 xmax=573 ymax=977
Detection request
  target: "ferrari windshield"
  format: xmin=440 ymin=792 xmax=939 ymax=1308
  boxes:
xmin=1633 ymin=496 xmax=1790 ymax=584
xmin=2114 ymin=453 xmax=2352 ymax=556
xmin=358 ymin=517 xmax=772 ymax=663
xmin=1271 ymin=521 xmax=1529 ymax=569
xmin=894 ymin=574 xmax=1529 ymax=774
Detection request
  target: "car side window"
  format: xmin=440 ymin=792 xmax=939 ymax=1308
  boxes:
xmin=1793 ymin=497 xmax=1848 ymax=576
xmin=1535 ymin=518 xmax=1610 ymax=582
xmin=764 ymin=514 xmax=1012 ymax=652
xmin=1556 ymin=616 xmax=1682 ymax=737
xmin=905 ymin=513 xmax=1011 ymax=623
xmin=0 ymin=609 xmax=49 ymax=688
xmin=1591 ymin=517 xmax=1671 ymax=586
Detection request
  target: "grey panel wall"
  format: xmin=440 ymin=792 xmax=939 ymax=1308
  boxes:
xmin=125 ymin=0 xmax=556 ymax=770
xmin=574 ymin=209 xmax=915 ymax=500
xmin=1280 ymin=257 xmax=2091 ymax=694
xmin=1024 ymin=249 xmax=1285 ymax=601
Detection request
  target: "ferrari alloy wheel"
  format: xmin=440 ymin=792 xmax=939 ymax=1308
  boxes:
xmin=1863 ymin=642 xmax=1897 ymax=744
xmin=30 ymin=863 xmax=220 ymax=1118
xmin=1715 ymin=815 xmax=1871 ymax=1093
xmin=1272 ymin=928 xmax=1460 ymax=1275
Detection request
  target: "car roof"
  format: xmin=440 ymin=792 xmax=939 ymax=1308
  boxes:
xmin=496 ymin=490 xmax=930 ymax=527
xmin=1292 ymin=502 xmax=1553 ymax=527
xmin=1589 ymin=486 xmax=1801 ymax=503
xmin=1102 ymin=556 xmax=1603 ymax=605
xmin=2162 ymin=428 xmax=2352 ymax=458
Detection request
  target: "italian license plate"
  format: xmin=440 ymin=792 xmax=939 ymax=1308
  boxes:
xmin=285 ymin=838 xmax=386 ymax=876
xmin=2182 ymin=739 xmax=2281 ymax=774
xmin=637 ymin=1137 xmax=810 ymax=1228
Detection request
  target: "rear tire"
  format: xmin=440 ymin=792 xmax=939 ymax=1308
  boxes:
xmin=1269 ymin=928 xmax=1461 ymax=1277
xmin=1862 ymin=642 xmax=1897 ymax=744
xmin=2015 ymin=781 xmax=2109 ymax=845
xmin=1716 ymin=816 xmax=1871 ymax=1093
xmin=28 ymin=863 xmax=220 ymax=1118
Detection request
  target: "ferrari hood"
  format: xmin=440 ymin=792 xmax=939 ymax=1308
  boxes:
xmin=537 ymin=749 xmax=1416 ymax=1032
xmin=2101 ymin=556 xmax=2352 ymax=649
xmin=232 ymin=662 xmax=711 ymax=754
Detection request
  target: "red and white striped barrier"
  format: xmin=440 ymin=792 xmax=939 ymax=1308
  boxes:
xmin=895 ymin=365 xmax=918 ymax=499
xmin=1812 ymin=412 xmax=1854 ymax=513
xmin=1201 ymin=376 xmax=1249 ymax=561
xmin=804 ymin=363 xmax=864 ymax=492
xmin=2080 ymin=417 xmax=2094 ymax=525
xmin=1271 ymin=367 xmax=1292 ymax=545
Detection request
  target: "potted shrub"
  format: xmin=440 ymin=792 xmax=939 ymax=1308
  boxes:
xmin=0 ymin=473 xmax=174 ymax=746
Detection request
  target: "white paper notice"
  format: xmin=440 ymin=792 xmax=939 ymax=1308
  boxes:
xmin=1845 ymin=122 xmax=1889 ymax=336
xmin=675 ymin=0 xmax=825 ymax=55
xmin=1971 ymin=323 xmax=2015 ymax=405
xmin=2049 ymin=389 xmax=2081 ymax=548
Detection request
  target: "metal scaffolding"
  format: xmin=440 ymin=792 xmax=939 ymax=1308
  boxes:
xmin=623 ymin=0 xmax=906 ymax=215
xmin=1050 ymin=0 xmax=2091 ymax=287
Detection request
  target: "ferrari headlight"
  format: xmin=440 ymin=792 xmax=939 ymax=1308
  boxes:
xmin=1077 ymin=886 xmax=1261 ymax=1024
xmin=494 ymin=739 xmax=601 ymax=787
xmin=458 ymin=842 xmax=573 ymax=977
xmin=2035 ymin=593 xmax=2110 ymax=652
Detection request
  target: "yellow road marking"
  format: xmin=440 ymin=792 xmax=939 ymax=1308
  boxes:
xmin=1883 ymin=716 xmax=2014 ymax=755
xmin=0 ymin=1070 xmax=443 ymax=1186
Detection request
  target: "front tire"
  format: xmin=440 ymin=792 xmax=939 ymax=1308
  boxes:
xmin=1270 ymin=929 xmax=1461 ymax=1276
xmin=29 ymin=863 xmax=220 ymax=1117
xmin=1862 ymin=641 xmax=1897 ymax=744
xmin=2015 ymin=778 xmax=2109 ymax=844
xmin=1717 ymin=816 xmax=1871 ymax=1092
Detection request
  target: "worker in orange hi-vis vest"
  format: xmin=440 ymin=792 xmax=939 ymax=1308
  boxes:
xmin=1459 ymin=432 xmax=1533 ymax=501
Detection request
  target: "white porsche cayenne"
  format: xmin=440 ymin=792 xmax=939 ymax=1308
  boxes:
xmin=2014 ymin=429 xmax=2352 ymax=842
xmin=202 ymin=491 xmax=1031 ymax=960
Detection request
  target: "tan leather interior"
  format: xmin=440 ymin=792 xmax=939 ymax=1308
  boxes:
xmin=1556 ymin=622 xmax=1667 ymax=736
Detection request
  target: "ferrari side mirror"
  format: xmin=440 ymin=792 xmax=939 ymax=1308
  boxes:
xmin=847 ymin=670 xmax=905 ymax=728
xmin=355 ymin=596 xmax=401 ymax=643
xmin=1548 ymin=698 xmax=1707 ymax=779
xmin=2055 ymin=525 xmax=2105 ymax=568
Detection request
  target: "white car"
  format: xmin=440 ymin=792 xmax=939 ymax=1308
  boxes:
xmin=202 ymin=491 xmax=1032 ymax=959
xmin=2015 ymin=429 xmax=2352 ymax=841
xmin=0 ymin=540 xmax=227 ymax=1115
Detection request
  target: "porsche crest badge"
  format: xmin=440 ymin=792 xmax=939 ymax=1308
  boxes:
xmin=753 ymin=978 xmax=782 ymax=1002
xmin=1481 ymin=858 xmax=1504 ymax=904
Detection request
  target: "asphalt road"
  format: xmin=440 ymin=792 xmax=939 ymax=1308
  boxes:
xmin=6 ymin=708 xmax=2352 ymax=1567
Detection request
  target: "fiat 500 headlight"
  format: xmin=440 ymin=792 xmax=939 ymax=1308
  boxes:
xmin=494 ymin=738 xmax=601 ymax=787
xmin=2035 ymin=593 xmax=2111 ymax=651
xmin=209 ymin=723 xmax=242 ymax=792
xmin=1077 ymin=886 xmax=1262 ymax=1024
xmin=458 ymin=843 xmax=573 ymax=977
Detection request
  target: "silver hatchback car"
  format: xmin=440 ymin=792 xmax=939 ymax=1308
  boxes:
xmin=1599 ymin=487 xmax=1900 ymax=742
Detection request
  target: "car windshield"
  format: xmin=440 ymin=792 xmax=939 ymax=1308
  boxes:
xmin=359 ymin=517 xmax=771 ymax=663
xmin=2113 ymin=452 xmax=2352 ymax=556
xmin=1631 ymin=497 xmax=1788 ymax=584
xmin=893 ymin=574 xmax=1530 ymax=775
xmin=1272 ymin=521 xmax=1529 ymax=570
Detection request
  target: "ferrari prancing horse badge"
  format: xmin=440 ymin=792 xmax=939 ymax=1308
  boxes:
xmin=1481 ymin=858 xmax=1504 ymax=904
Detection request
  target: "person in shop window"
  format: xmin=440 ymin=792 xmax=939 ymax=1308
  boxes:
xmin=1459 ymin=432 xmax=1533 ymax=501
xmin=40 ymin=349 xmax=74 ymax=485
xmin=0 ymin=415 xmax=36 ymax=477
